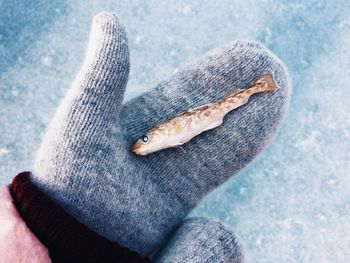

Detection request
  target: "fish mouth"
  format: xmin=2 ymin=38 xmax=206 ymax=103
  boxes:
xmin=131 ymin=144 xmax=140 ymax=155
xmin=131 ymin=143 xmax=147 ymax=155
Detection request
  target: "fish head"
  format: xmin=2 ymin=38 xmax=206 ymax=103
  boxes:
xmin=131 ymin=128 xmax=168 ymax=155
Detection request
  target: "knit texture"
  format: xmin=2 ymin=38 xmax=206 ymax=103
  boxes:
xmin=32 ymin=12 xmax=291 ymax=255
xmin=10 ymin=172 xmax=149 ymax=263
xmin=154 ymin=217 xmax=243 ymax=263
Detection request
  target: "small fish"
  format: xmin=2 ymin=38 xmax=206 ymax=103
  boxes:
xmin=131 ymin=72 xmax=279 ymax=155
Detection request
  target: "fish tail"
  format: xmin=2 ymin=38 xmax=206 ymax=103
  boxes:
xmin=251 ymin=72 xmax=279 ymax=93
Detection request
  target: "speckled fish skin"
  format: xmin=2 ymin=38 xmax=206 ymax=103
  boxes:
xmin=131 ymin=72 xmax=279 ymax=155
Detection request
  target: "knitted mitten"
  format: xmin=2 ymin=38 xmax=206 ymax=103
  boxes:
xmin=32 ymin=12 xmax=291 ymax=255
xmin=154 ymin=217 xmax=243 ymax=263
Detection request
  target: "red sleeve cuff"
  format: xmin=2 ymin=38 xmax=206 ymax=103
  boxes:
xmin=10 ymin=171 xmax=150 ymax=263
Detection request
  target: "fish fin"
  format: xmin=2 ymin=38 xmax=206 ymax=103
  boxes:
xmin=177 ymin=111 xmax=188 ymax=116
xmin=252 ymin=72 xmax=279 ymax=92
xmin=178 ymin=104 xmax=211 ymax=116
xmin=177 ymin=146 xmax=186 ymax=153
xmin=202 ymin=118 xmax=224 ymax=131
xmin=168 ymin=140 xmax=184 ymax=147
xmin=192 ymin=103 xmax=212 ymax=111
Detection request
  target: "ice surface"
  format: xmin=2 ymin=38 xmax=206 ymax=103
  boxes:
xmin=1 ymin=0 xmax=349 ymax=261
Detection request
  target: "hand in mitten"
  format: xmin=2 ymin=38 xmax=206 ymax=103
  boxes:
xmin=154 ymin=217 xmax=243 ymax=263
xmin=31 ymin=12 xmax=290 ymax=256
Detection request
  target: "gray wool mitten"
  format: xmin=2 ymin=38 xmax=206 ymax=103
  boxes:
xmin=154 ymin=217 xmax=243 ymax=263
xmin=32 ymin=12 xmax=291 ymax=255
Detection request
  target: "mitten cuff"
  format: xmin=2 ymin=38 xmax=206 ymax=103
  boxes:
xmin=10 ymin=172 xmax=150 ymax=263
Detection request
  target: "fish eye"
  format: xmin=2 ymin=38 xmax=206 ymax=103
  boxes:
xmin=140 ymin=134 xmax=150 ymax=144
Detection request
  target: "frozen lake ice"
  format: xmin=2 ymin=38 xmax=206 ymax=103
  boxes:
xmin=1 ymin=0 xmax=349 ymax=262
